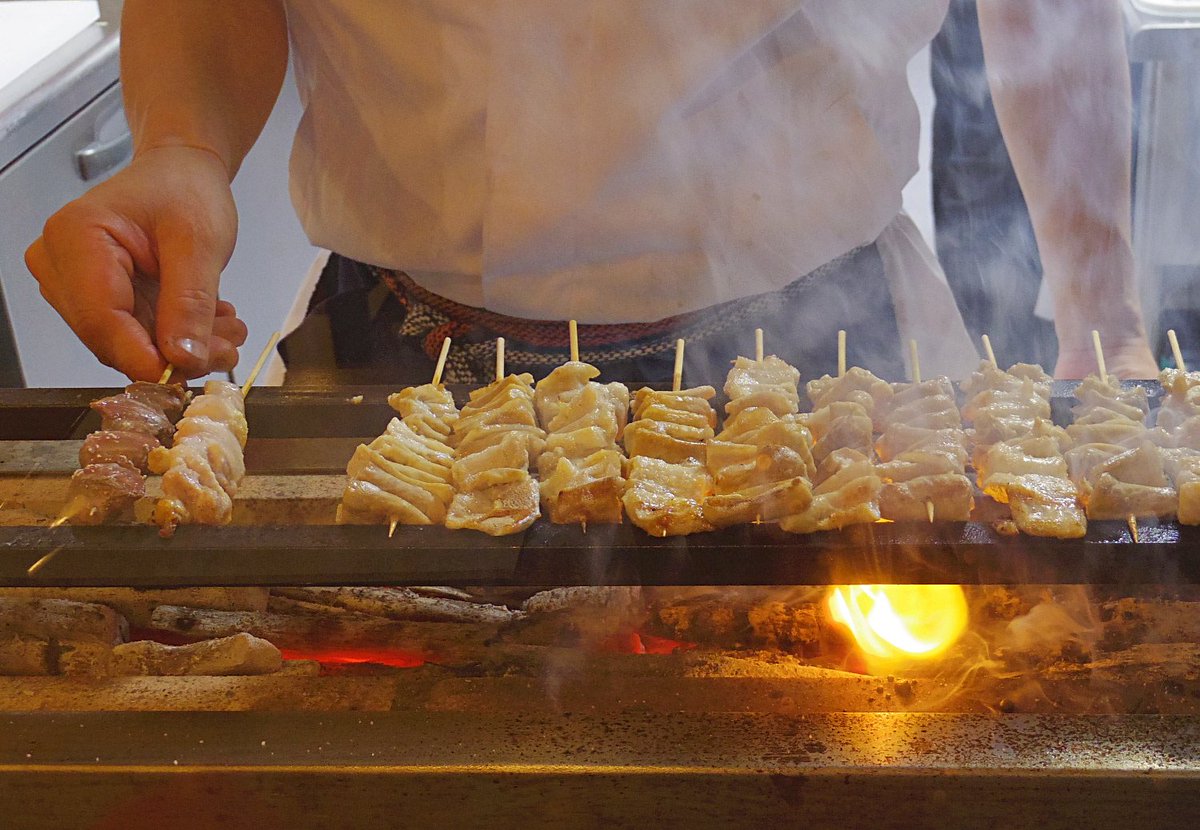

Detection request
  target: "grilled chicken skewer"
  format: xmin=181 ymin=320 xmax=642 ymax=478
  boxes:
xmin=874 ymin=341 xmax=974 ymax=523
xmin=337 ymin=337 xmax=458 ymax=528
xmin=147 ymin=334 xmax=278 ymax=535
xmin=64 ymin=366 xmax=190 ymax=526
xmin=444 ymin=338 xmax=545 ymax=535
xmin=533 ymin=322 xmax=629 ymax=525
xmin=702 ymin=333 xmax=814 ymax=529
xmin=1063 ymin=332 xmax=1173 ymax=525
xmin=782 ymin=333 xmax=888 ymax=533
xmin=622 ymin=339 xmax=718 ymax=536
xmin=961 ymin=343 xmax=1085 ymax=538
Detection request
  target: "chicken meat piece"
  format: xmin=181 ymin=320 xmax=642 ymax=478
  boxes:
xmin=445 ymin=478 xmax=541 ymax=535
xmin=91 ymin=394 xmax=174 ymax=445
xmin=1003 ymin=475 xmax=1087 ymax=539
xmin=65 ymin=462 xmax=145 ymax=525
xmin=622 ymin=456 xmax=714 ymax=537
xmin=79 ymin=429 xmax=160 ymax=473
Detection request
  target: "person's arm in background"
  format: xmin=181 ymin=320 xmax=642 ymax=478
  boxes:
xmin=977 ymin=0 xmax=1157 ymax=379
xmin=24 ymin=0 xmax=289 ymax=380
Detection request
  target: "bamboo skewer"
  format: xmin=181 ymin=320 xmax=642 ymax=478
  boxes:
xmin=1092 ymin=330 xmax=1108 ymax=385
xmin=673 ymin=339 xmax=685 ymax=392
xmin=837 ymin=330 xmax=847 ymax=378
xmin=158 ymin=365 xmax=174 ymax=385
xmin=1093 ymin=330 xmax=1137 ymax=539
xmin=241 ymin=331 xmax=281 ymax=398
xmin=755 ymin=328 xmax=764 ymax=362
xmin=982 ymin=334 xmax=997 ymax=368
xmin=495 ymin=337 xmax=505 ymax=383
xmin=569 ymin=320 xmax=579 ymax=363
xmin=394 ymin=336 xmax=454 ymax=539
xmin=1169 ymin=329 xmax=1187 ymax=372
xmin=432 ymin=336 xmax=452 ymax=386
xmin=908 ymin=339 xmax=934 ymax=523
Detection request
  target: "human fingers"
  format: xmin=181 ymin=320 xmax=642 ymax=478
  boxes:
xmin=153 ymin=215 xmax=234 ymax=376
xmin=27 ymin=224 xmax=165 ymax=381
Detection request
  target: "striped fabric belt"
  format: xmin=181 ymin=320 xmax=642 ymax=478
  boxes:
xmin=373 ymin=245 xmax=867 ymax=384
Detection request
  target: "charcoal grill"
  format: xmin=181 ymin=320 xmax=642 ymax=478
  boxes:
xmin=1 ymin=382 xmax=1198 ymax=829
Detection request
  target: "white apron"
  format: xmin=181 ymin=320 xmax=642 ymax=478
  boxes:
xmin=283 ymin=0 xmax=978 ymax=377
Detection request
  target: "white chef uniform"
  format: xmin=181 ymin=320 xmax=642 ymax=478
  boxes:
xmin=282 ymin=0 xmax=978 ymax=377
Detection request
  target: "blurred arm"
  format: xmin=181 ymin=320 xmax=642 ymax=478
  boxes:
xmin=122 ymin=0 xmax=289 ymax=176
xmin=977 ymin=0 xmax=1155 ymax=378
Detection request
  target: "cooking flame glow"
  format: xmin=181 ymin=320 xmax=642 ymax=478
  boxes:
xmin=827 ymin=585 xmax=968 ymax=664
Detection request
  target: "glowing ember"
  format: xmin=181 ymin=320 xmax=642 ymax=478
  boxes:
xmin=827 ymin=585 xmax=968 ymax=664
xmin=279 ymin=647 xmax=426 ymax=669
xmin=599 ymin=631 xmax=696 ymax=655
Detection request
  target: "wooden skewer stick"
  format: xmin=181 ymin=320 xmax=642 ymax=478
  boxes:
xmin=1127 ymin=514 xmax=1140 ymax=543
xmin=388 ymin=518 xmax=398 ymax=539
xmin=672 ymin=338 xmax=685 ymax=393
xmin=908 ymin=339 xmax=934 ymax=521
xmin=909 ymin=339 xmax=922 ymax=384
xmin=1092 ymin=330 xmax=1108 ymax=385
xmin=1169 ymin=329 xmax=1188 ymax=372
xmin=432 ymin=337 xmax=452 ymax=386
xmin=495 ymin=337 xmax=505 ymax=383
xmin=755 ymin=328 xmax=764 ymax=362
xmin=569 ymin=320 xmax=579 ymax=363
xmin=982 ymin=334 xmax=997 ymax=368
xmin=158 ymin=364 xmax=175 ymax=385
xmin=837 ymin=330 xmax=847 ymax=378
xmin=241 ymin=331 xmax=281 ymax=398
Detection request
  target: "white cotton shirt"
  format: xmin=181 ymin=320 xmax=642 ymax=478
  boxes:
xmin=283 ymin=0 xmax=979 ymax=376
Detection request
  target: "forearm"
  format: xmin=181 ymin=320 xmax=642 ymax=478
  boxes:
xmin=978 ymin=0 xmax=1145 ymax=354
xmin=121 ymin=0 xmax=289 ymax=178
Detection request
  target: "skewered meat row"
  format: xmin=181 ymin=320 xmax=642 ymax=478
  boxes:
xmin=337 ymin=384 xmax=459 ymax=525
xmin=622 ymin=386 xmax=718 ymax=536
xmin=148 ymin=381 xmax=247 ymax=530
xmin=66 ymin=382 xmax=190 ymax=525
xmin=875 ymin=377 xmax=973 ymax=522
xmin=444 ymin=373 xmax=545 ymax=535
xmin=1063 ymin=374 xmax=1175 ymax=520
xmin=780 ymin=368 xmax=891 ymax=533
xmin=534 ymin=361 xmax=629 ymax=525
xmin=703 ymin=356 xmax=814 ymax=528
xmin=962 ymin=361 xmax=1085 ymax=538
xmin=1155 ymin=369 xmax=1200 ymax=524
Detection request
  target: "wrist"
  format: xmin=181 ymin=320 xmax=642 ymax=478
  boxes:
xmin=132 ymin=138 xmax=234 ymax=182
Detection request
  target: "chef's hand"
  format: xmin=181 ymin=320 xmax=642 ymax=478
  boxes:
xmin=1054 ymin=337 xmax=1158 ymax=380
xmin=24 ymin=145 xmax=247 ymax=381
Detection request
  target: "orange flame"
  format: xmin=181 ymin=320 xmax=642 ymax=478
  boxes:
xmin=827 ymin=585 xmax=968 ymax=666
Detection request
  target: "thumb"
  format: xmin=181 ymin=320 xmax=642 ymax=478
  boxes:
xmin=154 ymin=218 xmax=232 ymax=375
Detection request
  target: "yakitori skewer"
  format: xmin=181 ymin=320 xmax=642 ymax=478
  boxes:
xmin=906 ymin=339 xmax=936 ymax=524
xmin=673 ymin=338 xmax=685 ymax=393
xmin=533 ymin=323 xmax=629 ymax=526
xmin=755 ymin=328 xmax=764 ymax=363
xmin=981 ymin=334 xmax=997 ymax=368
xmin=339 ymin=336 xmax=459 ymax=533
xmin=149 ymin=332 xmax=279 ymax=534
xmin=1169 ymin=329 xmax=1187 ymax=372
xmin=387 ymin=335 xmax=454 ymax=538
xmin=837 ymin=329 xmax=847 ymax=378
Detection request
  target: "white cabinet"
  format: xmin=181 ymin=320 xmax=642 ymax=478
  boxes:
xmin=0 ymin=49 xmax=319 ymax=386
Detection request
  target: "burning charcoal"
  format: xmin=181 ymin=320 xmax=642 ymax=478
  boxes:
xmin=523 ymin=587 xmax=642 ymax=617
xmin=0 ymin=634 xmax=53 ymax=675
xmin=746 ymin=602 xmax=822 ymax=655
xmin=272 ymin=586 xmax=518 ymax=625
xmin=110 ymin=633 xmax=282 ymax=676
xmin=0 ymin=597 xmax=127 ymax=645
xmin=0 ymin=588 xmax=269 ymax=628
